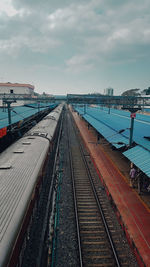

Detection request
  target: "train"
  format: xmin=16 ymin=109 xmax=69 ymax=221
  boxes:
xmin=0 ymin=104 xmax=63 ymax=267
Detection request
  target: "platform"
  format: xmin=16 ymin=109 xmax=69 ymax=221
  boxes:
xmin=72 ymin=110 xmax=150 ymax=267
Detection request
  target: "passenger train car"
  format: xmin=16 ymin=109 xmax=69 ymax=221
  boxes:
xmin=0 ymin=104 xmax=63 ymax=267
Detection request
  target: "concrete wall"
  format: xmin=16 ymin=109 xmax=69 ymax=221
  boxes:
xmin=0 ymin=86 xmax=33 ymax=95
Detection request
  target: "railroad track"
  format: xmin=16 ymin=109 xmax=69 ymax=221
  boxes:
xmin=67 ymin=110 xmax=135 ymax=267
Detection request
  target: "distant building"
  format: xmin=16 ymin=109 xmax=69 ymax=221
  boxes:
xmin=104 ymin=87 xmax=114 ymax=96
xmin=42 ymin=92 xmax=53 ymax=98
xmin=0 ymin=82 xmax=34 ymax=95
xmin=0 ymin=82 xmax=34 ymax=106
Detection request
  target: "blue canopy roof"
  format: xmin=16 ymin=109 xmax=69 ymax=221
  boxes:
xmin=0 ymin=103 xmax=57 ymax=129
xmin=74 ymin=104 xmax=150 ymax=177
xmin=123 ymin=146 xmax=150 ymax=177
xmin=74 ymin=105 xmax=150 ymax=151
xmin=83 ymin=114 xmax=128 ymax=148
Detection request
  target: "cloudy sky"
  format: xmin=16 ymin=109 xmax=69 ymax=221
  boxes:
xmin=0 ymin=0 xmax=150 ymax=95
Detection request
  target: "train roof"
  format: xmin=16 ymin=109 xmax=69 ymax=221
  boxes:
xmin=27 ymin=104 xmax=63 ymax=140
xmin=0 ymin=104 xmax=63 ymax=266
xmin=0 ymin=136 xmax=49 ymax=266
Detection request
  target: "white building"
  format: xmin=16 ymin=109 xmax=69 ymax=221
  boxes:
xmin=0 ymin=83 xmax=34 ymax=106
xmin=104 ymin=87 xmax=114 ymax=96
xmin=0 ymin=82 xmax=34 ymax=95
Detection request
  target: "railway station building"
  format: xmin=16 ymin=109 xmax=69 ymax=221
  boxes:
xmin=0 ymin=82 xmax=35 ymax=106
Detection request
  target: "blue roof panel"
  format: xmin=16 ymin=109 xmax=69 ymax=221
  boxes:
xmin=123 ymin=146 xmax=150 ymax=177
xmin=74 ymin=104 xmax=150 ymax=177
xmin=0 ymin=103 xmax=57 ymax=129
xmin=83 ymin=113 xmax=128 ymax=148
xmin=74 ymin=105 xmax=150 ymax=151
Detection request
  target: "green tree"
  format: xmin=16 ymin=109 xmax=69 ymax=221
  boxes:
xmin=142 ymin=87 xmax=150 ymax=95
xmin=121 ymin=88 xmax=140 ymax=96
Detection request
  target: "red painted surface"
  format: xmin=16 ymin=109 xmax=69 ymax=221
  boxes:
xmin=0 ymin=127 xmax=7 ymax=138
xmin=72 ymin=111 xmax=150 ymax=267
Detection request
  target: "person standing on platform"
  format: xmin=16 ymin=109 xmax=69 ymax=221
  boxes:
xmin=129 ymin=165 xmax=136 ymax=188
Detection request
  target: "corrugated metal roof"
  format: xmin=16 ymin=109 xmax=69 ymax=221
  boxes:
xmin=74 ymin=104 xmax=150 ymax=177
xmin=123 ymin=146 xmax=150 ymax=177
xmin=94 ymin=106 xmax=150 ymax=123
xmin=0 ymin=103 xmax=57 ymax=129
xmin=83 ymin=114 xmax=128 ymax=148
xmin=0 ymin=82 xmax=34 ymax=89
xmin=74 ymin=105 xmax=150 ymax=151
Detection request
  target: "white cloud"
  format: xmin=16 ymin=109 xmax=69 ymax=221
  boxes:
xmin=0 ymin=0 xmax=150 ymax=64
xmin=47 ymin=2 xmax=100 ymax=33
xmin=47 ymin=6 xmax=80 ymax=31
xmin=28 ymin=37 xmax=61 ymax=53
xmin=62 ymin=0 xmax=150 ymax=69
xmin=0 ymin=35 xmax=61 ymax=56
xmin=0 ymin=0 xmax=17 ymax=16
xmin=0 ymin=0 xmax=27 ymax=17
xmin=66 ymin=54 xmax=94 ymax=72
xmin=0 ymin=0 xmax=150 ymax=93
xmin=108 ymin=29 xmax=130 ymax=42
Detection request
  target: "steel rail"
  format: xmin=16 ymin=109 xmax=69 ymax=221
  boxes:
xmin=71 ymin=112 xmax=121 ymax=267
xmin=67 ymin=111 xmax=83 ymax=267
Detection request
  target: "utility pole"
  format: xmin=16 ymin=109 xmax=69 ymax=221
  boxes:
xmin=84 ymin=104 xmax=86 ymax=114
xmin=2 ymin=99 xmax=16 ymax=129
xmin=122 ymin=106 xmax=141 ymax=147
xmin=7 ymin=102 xmax=11 ymax=125
xmin=38 ymin=102 xmax=40 ymax=113
xmin=129 ymin=113 xmax=136 ymax=146
xmin=108 ymin=99 xmax=111 ymax=114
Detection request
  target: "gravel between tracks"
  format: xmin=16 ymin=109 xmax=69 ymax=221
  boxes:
xmin=55 ymin=116 xmax=79 ymax=267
